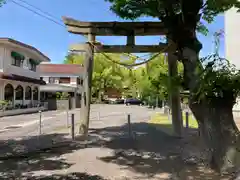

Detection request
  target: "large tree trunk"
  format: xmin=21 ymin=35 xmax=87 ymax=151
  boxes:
xmin=160 ymin=0 xmax=240 ymax=173
xmin=182 ymin=47 xmax=240 ymax=174
xmin=199 ymin=106 xmax=240 ymax=173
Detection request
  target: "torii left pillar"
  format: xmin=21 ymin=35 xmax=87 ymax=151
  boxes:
xmin=168 ymin=52 xmax=183 ymax=138
xmin=79 ymin=34 xmax=95 ymax=135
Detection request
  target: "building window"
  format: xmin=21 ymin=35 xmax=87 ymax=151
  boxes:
xmin=59 ymin=77 xmax=70 ymax=84
xmin=49 ymin=77 xmax=56 ymax=84
xmin=80 ymin=78 xmax=84 ymax=85
xmin=33 ymin=87 xmax=38 ymax=100
xmin=11 ymin=51 xmax=24 ymax=67
xmin=29 ymin=59 xmax=38 ymax=71
xmin=77 ymin=77 xmax=83 ymax=85
xmin=77 ymin=77 xmax=81 ymax=85
xmin=4 ymin=84 xmax=14 ymax=102
xmin=15 ymin=85 xmax=24 ymax=100
xmin=25 ymin=86 xmax=32 ymax=100
xmin=30 ymin=63 xmax=36 ymax=71
xmin=12 ymin=57 xmax=22 ymax=67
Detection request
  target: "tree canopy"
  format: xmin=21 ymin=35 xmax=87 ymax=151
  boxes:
xmin=64 ymin=53 xmax=125 ymax=100
xmin=0 ymin=0 xmax=5 ymax=6
xmin=64 ymin=52 xmax=172 ymax=102
xmin=106 ymin=0 xmax=240 ymax=35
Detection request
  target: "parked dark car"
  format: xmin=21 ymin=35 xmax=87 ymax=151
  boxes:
xmin=125 ymin=98 xmax=143 ymax=105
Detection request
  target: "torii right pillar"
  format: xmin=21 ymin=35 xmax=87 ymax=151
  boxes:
xmin=167 ymin=50 xmax=183 ymax=138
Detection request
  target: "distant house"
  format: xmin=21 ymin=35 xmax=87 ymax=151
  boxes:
xmin=104 ymin=87 xmax=122 ymax=100
xmin=0 ymin=38 xmax=49 ymax=108
xmin=37 ymin=63 xmax=83 ymax=109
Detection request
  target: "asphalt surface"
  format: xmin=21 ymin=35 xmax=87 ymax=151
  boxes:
xmin=0 ymin=104 xmax=156 ymax=140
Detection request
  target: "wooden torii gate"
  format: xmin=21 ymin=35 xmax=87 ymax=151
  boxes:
xmin=62 ymin=17 xmax=183 ymax=137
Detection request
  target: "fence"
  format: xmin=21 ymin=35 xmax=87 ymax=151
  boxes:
xmin=0 ymin=101 xmax=48 ymax=117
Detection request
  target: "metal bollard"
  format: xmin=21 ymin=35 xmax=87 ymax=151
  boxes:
xmin=185 ymin=111 xmax=189 ymax=128
xmin=98 ymin=111 xmax=100 ymax=121
xmin=167 ymin=108 xmax=171 ymax=121
xmin=71 ymin=114 xmax=75 ymax=140
xmin=39 ymin=110 xmax=42 ymax=135
xmin=66 ymin=109 xmax=69 ymax=127
xmin=127 ymin=114 xmax=132 ymax=138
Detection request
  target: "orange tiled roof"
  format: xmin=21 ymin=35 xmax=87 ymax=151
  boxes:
xmin=37 ymin=64 xmax=83 ymax=75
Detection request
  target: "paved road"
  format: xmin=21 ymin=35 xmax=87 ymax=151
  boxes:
xmin=0 ymin=105 xmax=156 ymax=140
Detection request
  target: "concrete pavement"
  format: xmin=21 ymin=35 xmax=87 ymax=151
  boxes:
xmin=0 ymin=105 xmax=156 ymax=140
xmin=0 ymin=104 xmax=103 ymax=130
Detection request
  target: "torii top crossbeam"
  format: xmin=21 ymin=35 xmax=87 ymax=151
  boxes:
xmin=62 ymin=17 xmax=174 ymax=53
xmin=62 ymin=17 xmax=167 ymax=36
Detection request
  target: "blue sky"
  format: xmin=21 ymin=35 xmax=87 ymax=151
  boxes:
xmin=0 ymin=0 xmax=224 ymax=63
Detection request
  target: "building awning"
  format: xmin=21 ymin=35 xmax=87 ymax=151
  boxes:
xmin=0 ymin=73 xmax=46 ymax=85
xmin=11 ymin=51 xmax=25 ymax=60
xmin=29 ymin=58 xmax=39 ymax=65
xmin=39 ymin=84 xmax=77 ymax=92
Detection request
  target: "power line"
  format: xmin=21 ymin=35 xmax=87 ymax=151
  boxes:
xmin=10 ymin=0 xmax=164 ymax=66
xmin=16 ymin=0 xmax=62 ymax=23
xmin=10 ymin=0 xmax=95 ymax=43
xmin=13 ymin=0 xmax=148 ymax=61
xmin=10 ymin=0 xmax=65 ymax=27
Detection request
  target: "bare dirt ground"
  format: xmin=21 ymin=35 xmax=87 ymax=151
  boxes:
xmin=0 ymin=110 xmax=237 ymax=180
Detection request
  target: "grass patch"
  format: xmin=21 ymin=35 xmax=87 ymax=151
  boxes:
xmin=182 ymin=114 xmax=198 ymax=128
xmin=149 ymin=112 xmax=198 ymax=134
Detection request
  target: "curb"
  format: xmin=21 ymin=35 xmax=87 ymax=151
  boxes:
xmin=0 ymin=140 xmax=71 ymax=160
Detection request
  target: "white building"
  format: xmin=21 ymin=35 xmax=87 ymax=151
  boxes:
xmin=225 ymin=9 xmax=240 ymax=111
xmin=37 ymin=63 xmax=83 ymax=96
xmin=37 ymin=63 xmax=83 ymax=109
xmin=225 ymin=7 xmax=240 ymax=68
xmin=0 ymin=38 xmax=50 ymax=109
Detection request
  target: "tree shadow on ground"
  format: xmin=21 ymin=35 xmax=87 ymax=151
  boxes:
xmin=0 ymin=133 xmax=107 ymax=179
xmin=24 ymin=173 xmax=107 ymax=179
xmin=85 ymin=122 xmax=236 ymax=179
xmin=3 ymin=172 xmax=107 ymax=180
xmin=0 ymin=123 xmax=237 ymax=179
